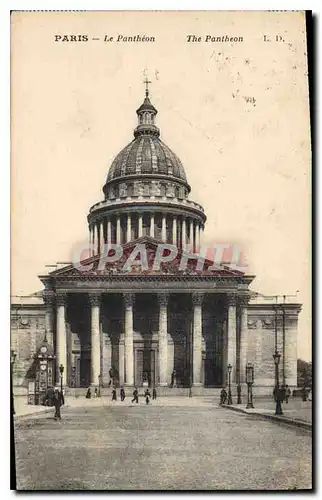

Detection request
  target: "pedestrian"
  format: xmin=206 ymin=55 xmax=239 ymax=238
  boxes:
xmin=152 ymin=387 xmax=157 ymax=400
xmin=120 ymin=387 xmax=125 ymax=401
xmin=220 ymin=387 xmax=227 ymax=405
xmin=108 ymin=367 xmax=114 ymax=387
xmin=112 ymin=388 xmax=117 ymax=401
xmin=285 ymin=385 xmax=291 ymax=404
xmin=85 ymin=387 xmax=91 ymax=399
xmin=94 ymin=388 xmax=98 ymax=398
xmin=280 ymin=385 xmax=286 ymax=403
xmin=132 ymin=387 xmax=139 ymax=404
xmin=53 ymin=388 xmax=63 ymax=421
xmin=145 ymin=388 xmax=151 ymax=405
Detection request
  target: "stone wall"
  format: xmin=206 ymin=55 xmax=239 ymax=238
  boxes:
xmin=11 ymin=302 xmax=46 ymax=386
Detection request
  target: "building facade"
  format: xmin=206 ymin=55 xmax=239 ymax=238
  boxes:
xmin=11 ymin=87 xmax=301 ymax=394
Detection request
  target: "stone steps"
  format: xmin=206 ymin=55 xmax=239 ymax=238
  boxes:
xmin=65 ymin=386 xmax=223 ymax=397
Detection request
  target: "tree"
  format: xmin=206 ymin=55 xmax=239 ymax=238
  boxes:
xmin=297 ymin=359 xmax=312 ymax=388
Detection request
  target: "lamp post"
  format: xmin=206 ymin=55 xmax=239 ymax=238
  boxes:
xmin=245 ymin=362 xmax=254 ymax=409
xmin=237 ymin=371 xmax=242 ymax=405
xmin=59 ymin=364 xmax=64 ymax=395
xmin=227 ymin=364 xmax=233 ymax=405
xmin=273 ymin=351 xmax=283 ymax=415
xmin=98 ymin=374 xmax=102 ymax=397
xmin=11 ymin=350 xmax=16 ymax=416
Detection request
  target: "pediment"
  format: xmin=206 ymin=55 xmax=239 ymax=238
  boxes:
xmin=48 ymin=236 xmax=244 ymax=278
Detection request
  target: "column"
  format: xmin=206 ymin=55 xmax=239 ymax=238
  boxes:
xmin=107 ymin=219 xmax=112 ymax=244
xmin=172 ymin=217 xmax=177 ymax=245
xmin=44 ymin=292 xmax=55 ymax=347
xmin=194 ymin=223 xmax=199 ymax=251
xmin=138 ymin=214 xmax=143 ymax=237
xmin=116 ymin=216 xmax=121 ymax=244
xmin=182 ymin=218 xmax=187 ymax=250
xmin=192 ymin=293 xmax=203 ymax=386
xmin=239 ymin=297 xmax=249 ymax=384
xmin=285 ymin=310 xmax=298 ymax=387
xmin=189 ymin=220 xmax=194 ymax=250
xmin=91 ymin=224 xmax=95 ymax=256
xmin=56 ymin=293 xmax=67 ymax=385
xmin=161 ymin=214 xmax=167 ymax=242
xmin=88 ymin=226 xmax=92 ymax=258
xmin=123 ymin=293 xmax=134 ymax=386
xmin=150 ymin=213 xmax=155 ymax=238
xmin=89 ymin=294 xmax=101 ymax=386
xmin=96 ymin=223 xmax=100 ymax=255
xmin=99 ymin=220 xmax=104 ymax=254
xmin=126 ymin=214 xmax=132 ymax=242
xmin=119 ymin=338 xmax=125 ymax=386
xmin=227 ymin=294 xmax=237 ymax=383
xmin=158 ymin=293 xmax=169 ymax=386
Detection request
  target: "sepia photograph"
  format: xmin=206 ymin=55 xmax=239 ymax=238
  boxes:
xmin=10 ymin=10 xmax=312 ymax=491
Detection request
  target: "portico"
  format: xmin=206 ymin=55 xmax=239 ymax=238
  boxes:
xmin=41 ymin=258 xmax=251 ymax=390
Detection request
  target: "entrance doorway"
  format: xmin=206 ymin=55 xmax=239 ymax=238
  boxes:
xmin=134 ymin=348 xmax=156 ymax=387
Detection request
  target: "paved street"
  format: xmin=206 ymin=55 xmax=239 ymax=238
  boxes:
xmin=14 ymin=399 xmax=312 ymax=491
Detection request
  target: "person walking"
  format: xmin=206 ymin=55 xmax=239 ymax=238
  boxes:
xmin=132 ymin=387 xmax=139 ymax=404
xmin=152 ymin=387 xmax=157 ymax=400
xmin=112 ymin=388 xmax=117 ymax=401
xmin=85 ymin=387 xmax=91 ymax=399
xmin=120 ymin=387 xmax=125 ymax=401
xmin=220 ymin=387 xmax=227 ymax=405
xmin=145 ymin=388 xmax=151 ymax=405
xmin=108 ymin=368 xmax=114 ymax=387
xmin=53 ymin=388 xmax=63 ymax=421
xmin=285 ymin=385 xmax=291 ymax=404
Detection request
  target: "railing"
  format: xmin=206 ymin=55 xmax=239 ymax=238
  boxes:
xmin=249 ymin=293 xmax=299 ymax=305
xmin=89 ymin=195 xmax=205 ymax=214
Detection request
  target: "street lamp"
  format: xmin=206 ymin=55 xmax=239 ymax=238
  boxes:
xmin=59 ymin=364 xmax=64 ymax=395
xmin=245 ymin=362 xmax=254 ymax=409
xmin=273 ymin=351 xmax=283 ymax=415
xmin=227 ymin=364 xmax=233 ymax=405
xmin=11 ymin=350 xmax=16 ymax=416
xmin=98 ymin=374 xmax=102 ymax=397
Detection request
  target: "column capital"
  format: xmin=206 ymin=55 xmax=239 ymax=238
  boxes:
xmin=123 ymin=293 xmax=135 ymax=308
xmin=157 ymin=293 xmax=169 ymax=307
xmin=88 ymin=293 xmax=101 ymax=307
xmin=43 ymin=291 xmax=55 ymax=307
xmin=192 ymin=292 xmax=204 ymax=306
xmin=56 ymin=292 xmax=67 ymax=306
xmin=238 ymin=295 xmax=251 ymax=307
xmin=227 ymin=294 xmax=238 ymax=307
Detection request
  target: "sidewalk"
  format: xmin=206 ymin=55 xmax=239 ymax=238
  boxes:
xmin=221 ymin=398 xmax=312 ymax=430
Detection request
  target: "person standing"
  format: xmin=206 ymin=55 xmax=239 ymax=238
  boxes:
xmin=132 ymin=388 xmax=139 ymax=404
xmin=152 ymin=387 xmax=157 ymax=400
xmin=145 ymin=389 xmax=151 ymax=405
xmin=85 ymin=387 xmax=91 ymax=399
xmin=285 ymin=385 xmax=291 ymax=404
xmin=220 ymin=387 xmax=227 ymax=405
xmin=53 ymin=388 xmax=63 ymax=421
xmin=108 ymin=368 xmax=114 ymax=387
xmin=120 ymin=387 xmax=125 ymax=401
xmin=112 ymin=388 xmax=117 ymax=401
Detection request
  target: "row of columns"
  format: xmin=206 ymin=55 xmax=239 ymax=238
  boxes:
xmin=89 ymin=214 xmax=203 ymax=255
xmin=44 ymin=291 xmax=250 ymax=388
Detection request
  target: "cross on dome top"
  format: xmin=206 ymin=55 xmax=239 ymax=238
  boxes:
xmin=143 ymin=76 xmax=152 ymax=97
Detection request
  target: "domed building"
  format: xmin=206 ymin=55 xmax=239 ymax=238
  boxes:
xmin=88 ymin=86 xmax=206 ymax=254
xmin=11 ymin=86 xmax=301 ymax=397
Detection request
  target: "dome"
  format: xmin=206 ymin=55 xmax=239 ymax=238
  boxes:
xmin=104 ymin=89 xmax=189 ymax=189
xmin=106 ymin=136 xmax=188 ymax=183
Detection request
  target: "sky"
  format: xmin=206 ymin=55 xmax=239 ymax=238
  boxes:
xmin=11 ymin=11 xmax=311 ymax=360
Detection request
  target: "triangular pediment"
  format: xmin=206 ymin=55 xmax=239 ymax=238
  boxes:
xmin=47 ymin=236 xmax=244 ymax=278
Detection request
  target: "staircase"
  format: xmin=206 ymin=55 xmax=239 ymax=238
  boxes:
xmin=65 ymin=386 xmax=223 ymax=398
